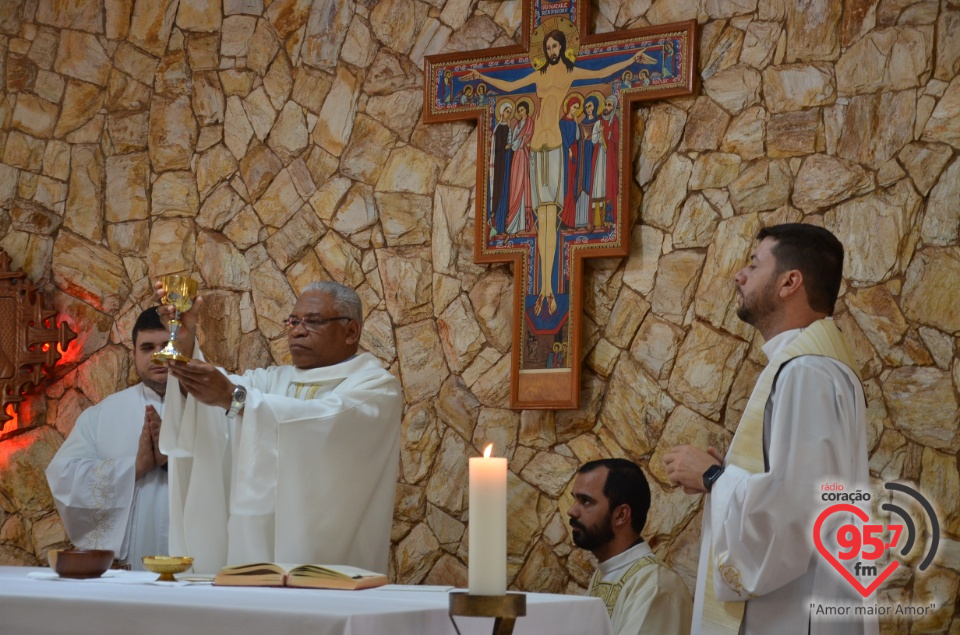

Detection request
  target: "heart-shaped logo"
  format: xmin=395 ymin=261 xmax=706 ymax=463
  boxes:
xmin=813 ymin=503 xmax=898 ymax=597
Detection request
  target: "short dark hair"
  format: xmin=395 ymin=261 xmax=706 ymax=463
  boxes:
xmin=756 ymin=223 xmax=844 ymax=315
xmin=132 ymin=307 xmax=165 ymax=345
xmin=578 ymin=459 xmax=650 ymax=534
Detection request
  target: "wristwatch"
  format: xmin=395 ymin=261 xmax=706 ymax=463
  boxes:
xmin=702 ymin=464 xmax=725 ymax=493
xmin=226 ymin=385 xmax=246 ymax=417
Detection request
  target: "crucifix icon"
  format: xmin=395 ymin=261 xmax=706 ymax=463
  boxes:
xmin=423 ymin=2 xmax=697 ymax=409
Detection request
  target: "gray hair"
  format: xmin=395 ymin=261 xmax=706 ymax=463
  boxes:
xmin=302 ymin=281 xmax=363 ymax=324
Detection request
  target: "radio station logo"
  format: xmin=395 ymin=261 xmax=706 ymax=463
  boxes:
xmin=814 ymin=482 xmax=939 ymax=598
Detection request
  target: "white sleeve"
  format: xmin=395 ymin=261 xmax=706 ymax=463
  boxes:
xmin=709 ymin=357 xmax=863 ymax=600
xmin=45 ymin=408 xmax=137 ymax=555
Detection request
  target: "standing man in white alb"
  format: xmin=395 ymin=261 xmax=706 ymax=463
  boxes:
xmin=664 ymin=224 xmax=877 ymax=635
xmin=157 ymin=281 xmax=402 ymax=574
xmin=47 ymin=308 xmax=171 ymax=570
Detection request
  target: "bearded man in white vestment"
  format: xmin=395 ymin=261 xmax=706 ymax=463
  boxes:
xmin=46 ymin=308 xmax=171 ymax=570
xmin=664 ymin=224 xmax=878 ymax=635
xmin=158 ymin=281 xmax=402 ymax=574
xmin=569 ymin=459 xmax=692 ymax=635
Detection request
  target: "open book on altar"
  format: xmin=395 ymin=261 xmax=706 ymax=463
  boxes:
xmin=213 ymin=563 xmax=388 ymax=590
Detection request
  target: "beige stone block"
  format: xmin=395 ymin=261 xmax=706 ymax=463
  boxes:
xmin=635 ymin=104 xmax=686 ymax=187
xmin=728 ymin=159 xmax=791 ymax=214
xmin=935 ymin=9 xmax=960 ymax=81
xmin=148 ymin=95 xmax=198 ymax=172
xmin=265 ymin=204 xmax=324 ymax=270
xmin=376 ymin=145 xmax=445 ymax=196
xmin=176 ymin=0 xmax=220 ymax=32
xmin=919 ymin=447 xmax=960 ymax=536
xmin=763 ymin=64 xmax=835 ymax=113
xmin=220 ymin=14 xmax=256 ymax=57
xmin=244 ymin=245 xmax=296 ymax=338
xmin=910 ymin=566 xmax=960 ymax=633
xmin=105 ymin=68 xmax=151 ymax=113
xmin=921 ymin=76 xmax=960 ymax=148
xmin=555 ymin=373 xmax=604 ymax=443
xmin=585 ymin=338 xmax=619 ymax=378
xmin=301 ymin=0 xmax=354 ymax=71
xmin=640 ymin=153 xmax=691 ymax=231
xmin=307 ymin=176 xmax=351 ymax=223
xmin=263 ymin=53 xmax=293 ymax=111
xmin=785 ymin=0 xmax=842 ymax=62
xmin=31 ymin=175 xmax=68 ymax=212
xmin=600 ymin=355 xmax=674 ymax=456
xmin=431 ymin=184 xmax=471 ymax=275
xmin=0 ymin=231 xmax=55 ymax=283
xmin=54 ymin=79 xmax=104 ymax=137
xmin=899 ymin=142 xmax=953 ymax=196
xmin=630 ymin=313 xmax=686 ymax=383
xmin=426 ymin=503 xmax=464 ymax=556
xmin=506 ymin=477 xmax=547 ymax=560
xmin=53 ymin=30 xmax=110 ymax=86
xmin=674 ymin=194 xmax=721 ymax=249
xmin=36 ymin=0 xmax=102 ymax=33
xmin=111 ymin=42 xmax=156 ymax=86
xmin=152 ymin=170 xmax=199 ymax=218
xmin=195 ymin=182 xmax=242 ymax=230
xmin=313 ymin=231 xmax=362 ymax=289
xmin=740 ymin=20 xmax=780 ymax=68
xmin=845 ymin=284 xmax=910 ymax=364
xmin=241 ymin=87 xmax=276 ymax=142
xmin=377 ymin=245 xmax=433 ymax=326
xmin=190 ymin=71 xmax=224 ymax=128
xmin=312 ymin=65 xmax=360 ymax=157
xmin=329 ymin=182 xmax=375 ymax=237
xmin=105 ymin=111 xmax=149 ymax=154
xmin=145 ymin=217 xmax=197 ymax=277
xmin=11 ymin=94 xmax=57 ymax=138
xmin=194 ymin=144 xmax=236 ymax=200
xmin=462 ymin=270 xmax=512 ymax=354
xmin=824 ymin=180 xmax=921 ymax=284
xmin=721 ymin=105 xmax=766 ymax=160
xmin=41 ymin=140 xmax=69 ymax=181
xmin=33 ymin=69 xmax=64 ymax=103
xmin=395 ymin=318 xmax=446 ymax=405
xmin=766 ymin=109 xmax=822 ymax=158
xmin=129 ymin=0 xmax=178 ymax=56
xmin=902 ymin=247 xmax=960 ymax=333
xmin=264 ymin=101 xmax=307 ymax=163
xmin=703 ymin=64 xmax=762 ymax=114
xmin=921 ymin=157 xmax=960 ymax=247
xmin=224 ymin=0 xmax=262 ymax=15
xmin=217 ymin=204 xmax=259 ymax=250
xmin=669 ymin=321 xmax=749 ymax=420
xmin=689 ymin=152 xmax=742 ymax=190
xmin=836 ymin=26 xmax=932 ymax=96
xmin=64 ymin=144 xmax=104 ymax=240
xmin=186 ymin=32 xmax=220 ymax=71
xmin=3 ymin=131 xmax=44 ymax=171
xmin=52 ymin=230 xmax=129 ymax=313
xmin=603 ymin=287 xmax=650 ymax=350
xmin=472 ymin=407 xmax=518 ymax=463
xmin=196 ymin=230 xmax=249 ymax=291
xmin=792 ymin=154 xmax=874 ymax=214
xmin=650 ymin=250 xmax=705 ymax=325
xmin=246 ymin=17 xmax=279 ymax=75
xmin=220 ymin=69 xmax=257 ymax=97
xmin=680 ymin=97 xmax=730 ymax=152
xmin=236 ymin=142 xmax=280 ymax=199
xmin=622 ymin=224 xmax=662 ymax=296
xmin=702 ymin=24 xmax=746 ymax=83
xmin=644 ymin=480 xmax=699 ymax=539
xmin=253 ymin=168 xmax=303 ymax=228
xmin=884 ymin=365 xmax=960 ymax=452
xmin=377 ymin=191 xmax=431 ymax=247
xmin=10 ymin=201 xmax=61 ymax=233
xmin=0 ymin=164 xmax=17 ymax=208
xmin=469 ymin=351 xmax=510 ymax=408
xmin=104 ymin=152 xmax=150 ymax=224
xmin=645 ymin=0 xmax=698 ymax=23
xmin=154 ymin=50 xmax=190 ymax=97
xmin=106 ymin=219 xmax=149 ymax=255
xmin=433 ymin=375 xmax=478 ymax=443
xmin=104 ymin=0 xmax=133 ymax=39
xmin=649 ymin=405 xmax=731 ymax=485
xmin=370 ymin=0 xmax=428 ymax=55
xmin=840 ymin=91 xmax=915 ymax=169
xmin=264 ymin=0 xmax=311 ymax=39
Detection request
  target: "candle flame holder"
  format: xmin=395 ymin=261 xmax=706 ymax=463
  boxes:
xmin=449 ymin=592 xmax=526 ymax=635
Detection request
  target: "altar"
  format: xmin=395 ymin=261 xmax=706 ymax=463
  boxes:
xmin=0 ymin=567 xmax=613 ymax=635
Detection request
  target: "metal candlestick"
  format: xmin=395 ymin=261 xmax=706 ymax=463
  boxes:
xmin=449 ymin=592 xmax=527 ymax=635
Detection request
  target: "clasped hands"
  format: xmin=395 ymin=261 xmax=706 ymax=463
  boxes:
xmin=152 ymin=280 xmax=236 ymax=411
xmin=663 ymin=445 xmax=724 ymax=494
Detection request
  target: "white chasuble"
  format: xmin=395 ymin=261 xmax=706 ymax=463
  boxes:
xmin=160 ymin=352 xmax=402 ymax=574
xmin=589 ymin=542 xmax=693 ymax=635
xmin=46 ymin=384 xmax=168 ymax=570
xmin=693 ymin=319 xmax=878 ymax=635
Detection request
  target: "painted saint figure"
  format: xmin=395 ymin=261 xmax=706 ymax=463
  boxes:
xmin=491 ymin=100 xmax=515 ymax=238
xmin=575 ymin=94 xmax=600 ymax=229
xmin=559 ymin=94 xmax=582 ymax=230
xmin=466 ymin=29 xmax=651 ymax=316
xmin=590 ymin=95 xmax=620 ymax=231
xmin=506 ymin=99 xmax=534 ymax=235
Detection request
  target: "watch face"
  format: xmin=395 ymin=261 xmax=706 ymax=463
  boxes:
xmin=234 ymin=386 xmax=246 ymax=401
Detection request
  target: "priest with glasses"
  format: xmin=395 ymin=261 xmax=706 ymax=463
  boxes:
xmin=157 ymin=281 xmax=402 ymax=574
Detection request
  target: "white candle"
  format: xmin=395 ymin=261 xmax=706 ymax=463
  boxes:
xmin=468 ymin=443 xmax=507 ymax=595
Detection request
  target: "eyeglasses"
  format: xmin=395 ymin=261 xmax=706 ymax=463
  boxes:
xmin=282 ymin=315 xmax=352 ymax=332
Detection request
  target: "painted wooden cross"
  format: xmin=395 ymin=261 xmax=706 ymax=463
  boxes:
xmin=423 ymin=1 xmax=697 ymax=409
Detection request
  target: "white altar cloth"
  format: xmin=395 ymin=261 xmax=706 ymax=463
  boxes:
xmin=0 ymin=566 xmax=613 ymax=635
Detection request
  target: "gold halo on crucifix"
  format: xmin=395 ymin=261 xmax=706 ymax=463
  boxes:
xmin=530 ymin=16 xmax=581 ymax=71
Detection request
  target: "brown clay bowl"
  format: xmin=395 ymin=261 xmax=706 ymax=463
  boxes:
xmin=52 ymin=549 xmax=114 ymax=579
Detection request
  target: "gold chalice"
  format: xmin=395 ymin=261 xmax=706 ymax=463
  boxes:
xmin=152 ymin=275 xmax=199 ymax=364
xmin=142 ymin=555 xmax=194 ymax=582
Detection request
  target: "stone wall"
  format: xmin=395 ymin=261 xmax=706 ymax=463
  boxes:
xmin=0 ymin=0 xmax=958 ymax=630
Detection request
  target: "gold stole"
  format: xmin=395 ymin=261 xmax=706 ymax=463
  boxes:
xmin=700 ymin=319 xmax=861 ymax=634
xmin=589 ymin=556 xmax=657 ymax=617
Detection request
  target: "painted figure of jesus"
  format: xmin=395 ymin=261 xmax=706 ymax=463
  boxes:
xmin=466 ymin=31 xmax=651 ymax=316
